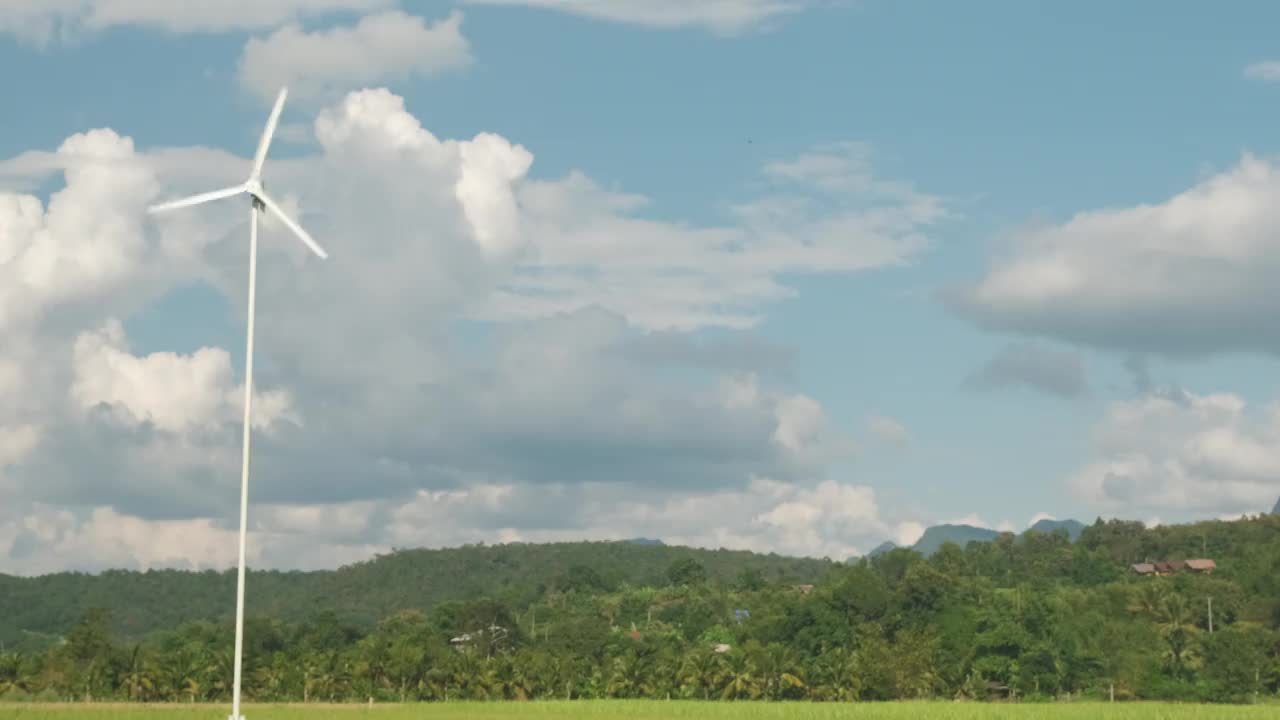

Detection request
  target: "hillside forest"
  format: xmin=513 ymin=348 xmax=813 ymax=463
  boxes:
xmin=2 ymin=514 xmax=1280 ymax=705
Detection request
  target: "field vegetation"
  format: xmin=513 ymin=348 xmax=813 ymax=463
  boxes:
xmin=5 ymin=701 xmax=1280 ymax=719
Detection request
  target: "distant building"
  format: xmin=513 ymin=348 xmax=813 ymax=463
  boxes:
xmin=448 ymin=624 xmax=509 ymax=654
xmin=1185 ymin=558 xmax=1216 ymax=573
xmin=1130 ymin=558 xmax=1214 ymax=576
xmin=713 ymin=643 xmax=731 ymax=654
xmin=795 ymin=584 xmax=815 ymax=595
xmin=733 ymin=608 xmax=750 ymax=623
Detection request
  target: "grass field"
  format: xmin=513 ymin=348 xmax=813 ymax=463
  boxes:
xmin=3 ymin=702 xmax=1278 ymax=720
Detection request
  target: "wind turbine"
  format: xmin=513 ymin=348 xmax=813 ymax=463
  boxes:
xmin=147 ymin=86 xmax=327 ymax=720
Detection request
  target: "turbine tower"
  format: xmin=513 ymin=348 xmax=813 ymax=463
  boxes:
xmin=147 ymin=86 xmax=327 ymax=720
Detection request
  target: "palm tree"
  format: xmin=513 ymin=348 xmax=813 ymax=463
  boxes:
xmin=0 ymin=651 xmax=23 ymax=698
xmin=752 ymin=642 xmax=806 ymax=700
xmin=719 ymin=651 xmax=761 ymax=700
xmin=1155 ymin=593 xmax=1203 ymax=677
xmin=121 ymin=645 xmax=155 ymax=702
xmin=678 ymin=647 xmax=723 ymax=700
xmin=1129 ymin=584 xmax=1203 ymax=678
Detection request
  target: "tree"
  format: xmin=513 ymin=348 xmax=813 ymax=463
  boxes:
xmin=667 ymin=559 xmax=708 ymax=587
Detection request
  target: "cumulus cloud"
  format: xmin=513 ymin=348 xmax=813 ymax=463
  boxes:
xmin=0 ymin=501 xmax=388 ymax=574
xmin=0 ymin=0 xmax=394 ymax=44
xmin=237 ymin=11 xmax=473 ymax=103
xmin=462 ymin=0 xmax=806 ymax=35
xmin=949 ymin=153 xmax=1280 ymax=356
xmin=70 ymin=318 xmax=294 ymax=433
xmin=0 ymin=129 xmax=161 ymax=332
xmin=1 ymin=475 xmax=926 ymax=573
xmin=1068 ymin=385 xmax=1280 ymax=518
xmin=0 ymin=87 xmax=948 ymax=573
xmin=965 ymin=341 xmax=1088 ymax=399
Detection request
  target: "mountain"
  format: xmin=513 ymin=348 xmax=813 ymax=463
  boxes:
xmin=874 ymin=518 xmax=1089 ymax=557
xmin=1028 ymin=518 xmax=1086 ymax=541
xmin=0 ymin=540 xmax=833 ymax=646
xmin=866 ymin=541 xmax=897 ymax=558
xmin=624 ymin=537 xmax=665 ymax=546
xmin=912 ymin=524 xmax=1001 ymax=556
xmin=1273 ymin=496 xmax=1280 ymax=514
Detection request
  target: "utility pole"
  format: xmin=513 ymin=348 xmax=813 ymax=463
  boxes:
xmin=1207 ymin=596 xmax=1214 ymax=634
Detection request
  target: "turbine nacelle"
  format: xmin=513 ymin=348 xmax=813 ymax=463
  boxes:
xmin=146 ymin=87 xmax=327 ymax=260
xmin=246 ymin=180 xmax=266 ymax=211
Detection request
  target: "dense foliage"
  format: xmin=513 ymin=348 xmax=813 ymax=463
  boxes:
xmin=3 ymin=515 xmax=1280 ymax=705
xmin=0 ymin=542 xmax=834 ymax=647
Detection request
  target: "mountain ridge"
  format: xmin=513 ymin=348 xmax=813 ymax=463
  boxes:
xmin=855 ymin=517 xmax=1090 ymax=558
xmin=0 ymin=540 xmax=833 ymax=646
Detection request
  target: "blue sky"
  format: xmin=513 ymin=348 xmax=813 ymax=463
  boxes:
xmin=4 ymin=0 xmax=1280 ymax=572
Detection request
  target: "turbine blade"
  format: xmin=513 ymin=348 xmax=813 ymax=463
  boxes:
xmin=147 ymin=184 xmax=246 ymax=214
xmin=250 ymin=87 xmax=288 ymax=181
xmin=257 ymin=191 xmax=328 ymax=260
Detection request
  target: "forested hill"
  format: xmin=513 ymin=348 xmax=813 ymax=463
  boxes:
xmin=0 ymin=541 xmax=835 ymax=647
xmin=3 ymin=515 xmax=1280 ymax=704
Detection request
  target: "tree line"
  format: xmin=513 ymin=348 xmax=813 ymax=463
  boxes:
xmin=2 ymin=514 xmax=1279 ymax=704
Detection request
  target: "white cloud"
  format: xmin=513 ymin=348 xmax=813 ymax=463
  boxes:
xmin=0 ymin=88 xmax=944 ymax=572
xmin=237 ymin=11 xmax=473 ymax=103
xmin=892 ymin=521 xmax=925 ymax=547
xmin=1027 ymin=511 xmax=1055 ymax=527
xmin=456 ymin=131 xmax=535 ymax=257
xmin=772 ymin=394 xmax=827 ymax=457
xmin=0 ymin=0 xmax=395 ymax=44
xmin=945 ymin=513 xmax=991 ymax=529
xmin=383 ymin=476 xmax=920 ymax=564
xmin=0 ymin=129 xmax=160 ymax=332
xmin=0 ymin=502 xmax=387 ymax=574
xmin=0 ymin=477 xmax=931 ymax=574
xmin=71 ymin=318 xmax=295 ymax=433
xmin=1245 ymin=60 xmax=1280 ymax=82
xmin=1069 ymin=386 xmax=1280 ymax=518
xmin=951 ymin=153 xmax=1280 ymax=356
xmin=462 ymin=0 xmax=805 ymax=35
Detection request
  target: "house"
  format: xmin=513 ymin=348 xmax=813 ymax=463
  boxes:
xmin=713 ymin=643 xmax=731 ymax=654
xmin=1130 ymin=558 xmax=1215 ymax=576
xmin=449 ymin=624 xmax=509 ymax=653
xmin=795 ymin=584 xmax=815 ymax=595
xmin=985 ymin=682 xmax=1012 ymax=700
xmin=1185 ymin=558 xmax=1216 ymax=573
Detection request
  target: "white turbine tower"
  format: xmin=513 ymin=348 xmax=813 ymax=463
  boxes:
xmin=147 ymin=86 xmax=327 ymax=720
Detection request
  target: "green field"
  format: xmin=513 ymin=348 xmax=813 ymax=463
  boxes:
xmin=3 ymin=703 xmax=1278 ymax=720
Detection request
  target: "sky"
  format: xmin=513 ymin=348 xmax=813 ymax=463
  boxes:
xmin=4 ymin=0 xmax=1280 ymax=574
